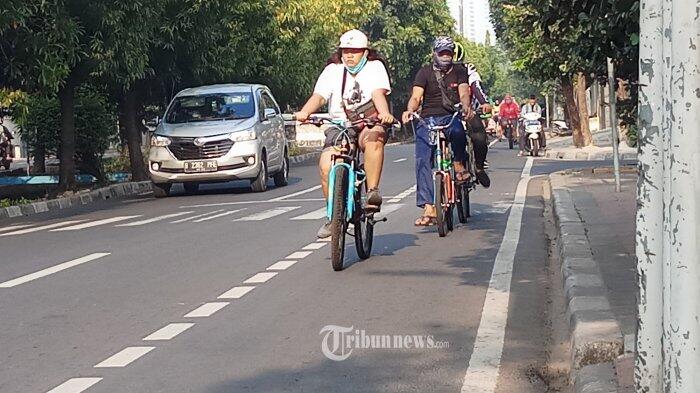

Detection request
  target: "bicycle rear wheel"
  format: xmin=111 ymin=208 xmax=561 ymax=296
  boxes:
xmin=330 ymin=166 xmax=349 ymax=271
xmin=354 ymin=183 xmax=374 ymax=260
xmin=456 ymin=184 xmax=470 ymax=223
xmin=434 ymin=173 xmax=448 ymax=237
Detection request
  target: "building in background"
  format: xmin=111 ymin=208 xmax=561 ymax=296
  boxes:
xmin=448 ymin=0 xmax=496 ymax=45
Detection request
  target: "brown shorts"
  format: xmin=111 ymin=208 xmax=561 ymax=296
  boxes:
xmin=323 ymin=125 xmax=387 ymax=151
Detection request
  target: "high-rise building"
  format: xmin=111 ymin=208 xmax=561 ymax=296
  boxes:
xmin=448 ymin=0 xmax=496 ymax=45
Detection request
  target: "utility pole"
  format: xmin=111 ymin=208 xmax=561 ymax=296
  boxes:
xmin=545 ymin=93 xmax=550 ymax=131
xmin=606 ymin=58 xmax=621 ymax=192
xmin=459 ymin=0 xmax=464 ymax=36
xmin=636 ymin=0 xmax=700 ymax=392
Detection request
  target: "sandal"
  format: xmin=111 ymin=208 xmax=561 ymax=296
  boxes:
xmin=414 ymin=216 xmax=437 ymax=227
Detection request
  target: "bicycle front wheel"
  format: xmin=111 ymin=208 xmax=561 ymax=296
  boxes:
xmin=434 ymin=173 xmax=448 ymax=237
xmin=330 ymin=166 xmax=349 ymax=271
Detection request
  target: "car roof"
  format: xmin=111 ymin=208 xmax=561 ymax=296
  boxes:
xmin=175 ymin=84 xmax=269 ymax=97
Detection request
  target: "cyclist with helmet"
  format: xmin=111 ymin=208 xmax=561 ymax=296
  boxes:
xmin=295 ymin=29 xmax=395 ymax=238
xmin=402 ymin=36 xmax=491 ymax=227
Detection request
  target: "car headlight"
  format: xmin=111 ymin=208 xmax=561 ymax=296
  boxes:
xmin=150 ymin=135 xmax=171 ymax=147
xmin=228 ymin=130 xmax=257 ymax=142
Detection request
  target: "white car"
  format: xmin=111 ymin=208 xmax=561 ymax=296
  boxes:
xmin=148 ymin=84 xmax=289 ymax=197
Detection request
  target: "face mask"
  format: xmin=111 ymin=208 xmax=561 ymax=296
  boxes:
xmin=344 ymin=54 xmax=368 ymax=74
xmin=433 ymin=53 xmax=453 ymax=72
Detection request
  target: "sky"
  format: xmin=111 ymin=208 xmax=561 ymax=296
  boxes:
xmin=447 ymin=0 xmax=496 ymax=45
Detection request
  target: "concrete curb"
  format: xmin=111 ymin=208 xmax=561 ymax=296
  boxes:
xmin=0 ymin=181 xmax=152 ymax=221
xmin=544 ymin=150 xmax=638 ymax=161
xmin=575 ymin=362 xmax=618 ymax=393
xmin=547 ymin=171 xmax=624 ymax=392
xmin=289 ymin=151 xmax=321 ymax=166
xmin=288 ymin=139 xmax=413 ymax=167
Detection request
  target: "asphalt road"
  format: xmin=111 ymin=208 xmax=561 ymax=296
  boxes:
xmin=0 ymin=142 xmax=606 ymax=392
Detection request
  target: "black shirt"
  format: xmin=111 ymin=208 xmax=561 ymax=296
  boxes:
xmin=413 ymin=64 xmax=468 ymax=118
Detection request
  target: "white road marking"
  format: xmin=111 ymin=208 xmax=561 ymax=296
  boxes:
xmin=388 ymin=185 xmax=417 ymax=203
xmin=267 ymin=260 xmax=298 ymax=271
xmin=218 ymin=286 xmax=256 ymax=299
xmin=0 ymin=224 xmax=33 ymax=233
xmin=51 ymin=216 xmax=141 ymax=231
xmin=375 ymin=203 xmax=405 ymax=219
xmin=193 ymin=209 xmax=245 ymax=223
xmin=302 ymin=242 xmax=327 ymax=250
xmin=243 ymin=272 xmax=278 ymax=284
xmin=115 ymin=212 xmax=194 ymax=227
xmin=47 ymin=378 xmax=103 ymax=393
xmin=269 ymin=185 xmax=322 ymax=201
xmin=317 ymin=237 xmax=332 ymax=242
xmin=233 ymin=206 xmax=300 ymax=221
xmin=290 ymin=207 xmax=327 ymax=220
xmin=184 ymin=302 xmax=230 ymax=318
xmin=178 ymin=198 xmax=325 ymax=208
xmin=488 ymin=138 xmax=500 ymax=148
xmin=393 ymin=158 xmax=407 ymax=163
xmin=286 ymin=251 xmax=313 ymax=259
xmin=460 ymin=157 xmax=533 ymax=393
xmin=0 ymin=220 xmax=87 ymax=237
xmin=143 ymin=323 xmax=194 ymax=341
xmin=94 ymin=346 xmax=155 ymax=368
xmin=0 ymin=253 xmax=111 ymax=288
xmin=171 ymin=209 xmax=224 ymax=223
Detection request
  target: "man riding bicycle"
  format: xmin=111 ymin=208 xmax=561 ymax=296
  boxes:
xmin=295 ymin=29 xmax=395 ymax=238
xmin=402 ymin=36 xmax=490 ymax=227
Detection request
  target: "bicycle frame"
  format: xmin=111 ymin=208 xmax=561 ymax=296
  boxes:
xmin=324 ymin=124 xmax=366 ymax=222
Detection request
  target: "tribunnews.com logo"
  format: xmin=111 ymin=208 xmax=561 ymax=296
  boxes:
xmin=320 ymin=325 xmax=450 ymax=361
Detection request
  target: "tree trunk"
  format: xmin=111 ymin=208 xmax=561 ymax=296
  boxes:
xmin=121 ymin=88 xmax=148 ymax=181
xmin=576 ymin=72 xmax=593 ymax=146
xmin=32 ymin=143 xmax=46 ymax=174
xmin=599 ymin=81 xmax=607 ymax=129
xmin=57 ymin=82 xmax=77 ymax=191
xmin=562 ymin=75 xmax=582 ymax=147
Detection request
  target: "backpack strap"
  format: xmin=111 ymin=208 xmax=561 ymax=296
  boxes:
xmin=433 ymin=69 xmax=457 ymax=113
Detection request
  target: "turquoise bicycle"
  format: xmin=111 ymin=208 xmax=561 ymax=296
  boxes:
xmin=308 ymin=117 xmax=388 ymax=271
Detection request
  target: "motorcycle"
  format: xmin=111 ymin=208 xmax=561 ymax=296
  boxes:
xmin=550 ymin=119 xmax=571 ymax=136
xmin=501 ymin=118 xmax=517 ymax=150
xmin=522 ymin=112 xmax=543 ymax=157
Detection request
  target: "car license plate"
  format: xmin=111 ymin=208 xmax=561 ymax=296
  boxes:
xmin=184 ymin=160 xmax=218 ymax=173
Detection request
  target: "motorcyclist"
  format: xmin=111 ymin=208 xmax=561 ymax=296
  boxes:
xmin=498 ymin=94 xmax=520 ymax=144
xmin=519 ymin=94 xmax=546 ymax=156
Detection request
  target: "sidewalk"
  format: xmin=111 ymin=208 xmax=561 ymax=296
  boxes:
xmin=549 ymin=168 xmax=636 ymax=392
xmin=545 ymin=128 xmax=637 ymax=161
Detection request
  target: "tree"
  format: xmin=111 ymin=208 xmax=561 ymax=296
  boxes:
xmin=364 ymin=0 xmax=455 ymax=112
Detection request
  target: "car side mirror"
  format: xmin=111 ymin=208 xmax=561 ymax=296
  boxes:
xmin=264 ymin=108 xmax=277 ymax=120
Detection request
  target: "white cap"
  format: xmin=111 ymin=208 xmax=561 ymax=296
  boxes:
xmin=339 ymin=29 xmax=369 ymax=49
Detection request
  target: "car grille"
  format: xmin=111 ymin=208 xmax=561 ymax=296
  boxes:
xmin=168 ymin=137 xmax=234 ymax=160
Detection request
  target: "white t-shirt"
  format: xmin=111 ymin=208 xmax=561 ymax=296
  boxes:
xmin=313 ymin=60 xmax=391 ymax=120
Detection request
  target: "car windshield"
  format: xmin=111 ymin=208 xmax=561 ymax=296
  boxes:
xmin=165 ymin=92 xmax=255 ymax=124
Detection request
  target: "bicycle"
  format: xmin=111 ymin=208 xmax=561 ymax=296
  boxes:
xmin=306 ymin=116 xmax=388 ymax=271
xmin=411 ymin=108 xmax=476 ymax=237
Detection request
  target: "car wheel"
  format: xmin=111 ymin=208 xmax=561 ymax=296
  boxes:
xmin=251 ymin=155 xmax=268 ymax=192
xmin=183 ymin=182 xmax=199 ymax=194
xmin=273 ymin=151 xmax=289 ymax=187
xmin=152 ymin=182 xmax=171 ymax=198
